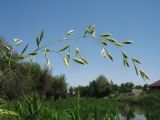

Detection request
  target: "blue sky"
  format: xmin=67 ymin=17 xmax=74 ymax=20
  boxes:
xmin=0 ymin=0 xmax=160 ymax=86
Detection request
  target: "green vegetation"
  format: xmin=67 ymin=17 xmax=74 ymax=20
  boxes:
xmin=1 ymin=95 xmax=120 ymax=120
xmin=0 ymin=92 xmax=160 ymax=120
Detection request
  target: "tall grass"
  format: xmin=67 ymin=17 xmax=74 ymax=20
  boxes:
xmin=1 ymin=93 xmax=120 ymax=120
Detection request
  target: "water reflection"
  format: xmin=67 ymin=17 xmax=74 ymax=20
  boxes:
xmin=120 ymin=104 xmax=135 ymax=120
xmin=119 ymin=113 xmax=146 ymax=120
xmin=117 ymin=103 xmax=160 ymax=120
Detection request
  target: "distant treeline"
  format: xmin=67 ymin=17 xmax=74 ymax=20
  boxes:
xmin=69 ymin=76 xmax=148 ymax=98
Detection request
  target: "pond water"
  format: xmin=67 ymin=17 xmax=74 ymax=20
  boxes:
xmin=115 ymin=101 xmax=160 ymax=120
xmin=119 ymin=113 xmax=146 ymax=120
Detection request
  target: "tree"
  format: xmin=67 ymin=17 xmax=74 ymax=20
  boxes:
xmin=0 ymin=62 xmax=44 ymax=99
xmin=0 ymin=62 xmax=36 ymax=99
xmin=135 ymin=85 xmax=142 ymax=89
xmin=0 ymin=60 xmax=67 ymax=100
xmin=112 ymin=84 xmax=119 ymax=91
xmin=46 ymin=75 xmax=67 ymax=101
xmin=120 ymin=82 xmax=134 ymax=93
xmin=0 ymin=38 xmax=68 ymax=99
xmin=75 ymin=85 xmax=89 ymax=97
xmin=88 ymin=75 xmax=112 ymax=98
xmin=68 ymin=86 xmax=74 ymax=97
xmin=143 ymin=84 xmax=149 ymax=92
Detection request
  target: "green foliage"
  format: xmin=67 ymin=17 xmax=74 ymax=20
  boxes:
xmin=16 ymin=92 xmax=42 ymax=120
